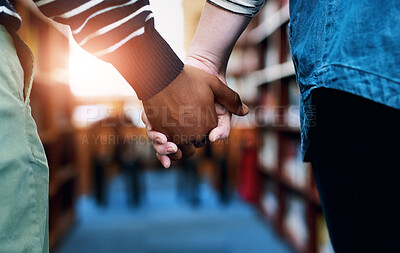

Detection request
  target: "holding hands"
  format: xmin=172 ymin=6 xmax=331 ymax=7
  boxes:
xmin=141 ymin=2 xmax=252 ymax=167
xmin=142 ymin=63 xmax=248 ymax=167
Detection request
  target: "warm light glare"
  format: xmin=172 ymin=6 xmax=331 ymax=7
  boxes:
xmin=69 ymin=43 xmax=134 ymax=97
xmin=150 ymin=0 xmax=185 ymax=59
xmin=69 ymin=0 xmax=185 ymax=97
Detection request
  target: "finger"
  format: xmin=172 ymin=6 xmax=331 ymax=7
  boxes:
xmin=209 ymin=103 xmax=232 ymax=142
xmin=209 ymin=111 xmax=232 ymax=142
xmin=180 ymin=144 xmax=196 ymax=157
xmin=141 ymin=111 xmax=152 ymax=131
xmin=153 ymin=142 xmax=178 ymax=155
xmin=209 ymin=78 xmax=249 ymax=116
xmin=156 ymin=153 xmax=171 ymax=168
xmin=146 ymin=129 xmax=167 ymax=145
xmin=143 ymin=111 xmax=168 ymax=144
xmin=168 ymin=148 xmax=182 ymax=160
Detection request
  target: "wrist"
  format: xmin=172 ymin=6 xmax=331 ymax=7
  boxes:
xmin=185 ymin=52 xmax=227 ymax=83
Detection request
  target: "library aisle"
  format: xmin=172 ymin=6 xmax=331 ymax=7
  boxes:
xmin=53 ymin=170 xmax=294 ymax=253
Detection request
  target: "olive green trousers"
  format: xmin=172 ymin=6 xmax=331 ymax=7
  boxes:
xmin=0 ymin=25 xmax=49 ymax=253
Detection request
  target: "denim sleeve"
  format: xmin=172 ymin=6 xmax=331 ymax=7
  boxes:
xmin=207 ymin=0 xmax=265 ymax=17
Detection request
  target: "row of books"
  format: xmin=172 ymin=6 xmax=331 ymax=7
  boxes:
xmin=258 ymin=78 xmax=300 ymax=128
xmin=260 ymin=132 xmax=313 ymax=193
xmin=261 ymin=179 xmax=280 ymax=218
xmin=285 ymin=79 xmax=301 ymax=128
xmin=243 ymin=1 xmax=334 ymax=252
xmin=228 ymin=46 xmax=262 ymax=76
xmin=283 ymin=193 xmax=309 ymax=249
xmin=259 ymin=83 xmax=281 ymax=126
xmin=259 ymin=131 xmax=279 ymax=170
xmin=282 ymin=138 xmax=311 ymax=190
xmin=262 ymin=188 xmax=334 ymax=253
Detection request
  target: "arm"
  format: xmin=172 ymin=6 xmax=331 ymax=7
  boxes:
xmin=145 ymin=1 xmax=262 ymax=168
xmin=186 ymin=2 xmax=253 ymax=141
xmin=34 ymin=0 xmax=248 ymax=161
xmin=33 ymin=0 xmax=182 ymax=100
xmin=186 ymin=0 xmax=264 ymax=78
xmin=185 ymin=1 xmax=253 ymax=81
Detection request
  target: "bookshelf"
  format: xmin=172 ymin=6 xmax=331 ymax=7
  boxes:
xmin=12 ymin=0 xmax=78 ymax=249
xmin=226 ymin=0 xmax=333 ymax=252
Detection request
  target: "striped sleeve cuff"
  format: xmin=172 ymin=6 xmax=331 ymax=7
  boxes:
xmin=207 ymin=0 xmax=265 ymax=17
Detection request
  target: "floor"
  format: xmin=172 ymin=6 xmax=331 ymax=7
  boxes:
xmin=54 ymin=170 xmax=294 ymax=253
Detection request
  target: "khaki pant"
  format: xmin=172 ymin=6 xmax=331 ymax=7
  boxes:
xmin=0 ymin=25 xmax=49 ymax=253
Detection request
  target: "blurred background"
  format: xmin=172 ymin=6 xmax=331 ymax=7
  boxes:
xmin=11 ymin=0 xmax=334 ymax=252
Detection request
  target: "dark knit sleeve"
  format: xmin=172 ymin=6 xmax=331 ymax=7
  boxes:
xmin=33 ymin=0 xmax=183 ymax=100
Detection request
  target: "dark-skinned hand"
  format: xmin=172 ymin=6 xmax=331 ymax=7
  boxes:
xmin=142 ymin=65 xmax=249 ymax=160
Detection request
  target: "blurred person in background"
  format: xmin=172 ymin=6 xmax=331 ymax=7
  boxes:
xmin=0 ymin=0 xmax=249 ymax=252
xmin=145 ymin=0 xmax=400 ymax=252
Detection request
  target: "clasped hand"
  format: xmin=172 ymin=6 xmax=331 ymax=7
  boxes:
xmin=142 ymin=65 xmax=248 ymax=167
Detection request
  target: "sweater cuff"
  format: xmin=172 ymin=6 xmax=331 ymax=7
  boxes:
xmin=207 ymin=0 xmax=265 ymax=18
xmin=105 ymin=29 xmax=184 ymax=100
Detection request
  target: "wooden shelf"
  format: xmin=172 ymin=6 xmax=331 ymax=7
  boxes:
xmin=17 ymin=0 xmax=71 ymax=39
xmin=39 ymin=129 xmax=59 ymax=144
xmin=260 ymin=124 xmax=300 ymax=134
xmin=283 ymin=228 xmax=309 ymax=253
xmin=259 ymin=209 xmax=283 ymax=236
xmin=39 ymin=124 xmax=76 ymax=144
xmin=227 ymin=1 xmax=331 ymax=251
xmin=33 ymin=72 xmax=69 ymax=87
xmin=259 ymin=165 xmax=279 ymax=178
xmin=248 ymin=4 xmax=290 ymax=44
xmin=49 ymin=208 xmax=75 ymax=249
xmin=281 ymin=176 xmax=320 ymax=206
xmin=49 ymin=166 xmax=78 ymax=199
xmin=260 ymin=166 xmax=320 ymax=207
xmin=242 ymin=61 xmax=295 ymax=87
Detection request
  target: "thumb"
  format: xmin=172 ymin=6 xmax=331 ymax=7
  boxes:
xmin=209 ymin=77 xmax=249 ymax=116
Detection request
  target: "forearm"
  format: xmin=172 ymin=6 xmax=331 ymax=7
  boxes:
xmin=186 ymin=1 xmax=264 ymax=78
xmin=32 ymin=0 xmax=183 ymax=100
xmin=186 ymin=2 xmax=251 ymax=78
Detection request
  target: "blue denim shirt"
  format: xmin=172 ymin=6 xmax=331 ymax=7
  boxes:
xmin=288 ymin=0 xmax=400 ymax=161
